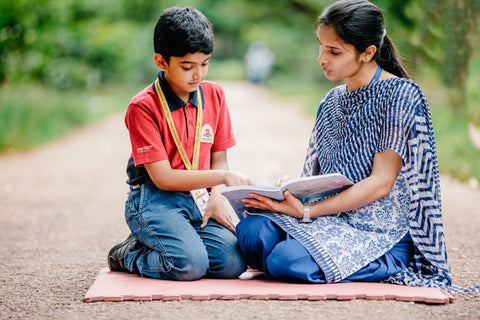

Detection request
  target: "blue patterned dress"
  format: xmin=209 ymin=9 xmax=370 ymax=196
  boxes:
xmin=258 ymin=78 xmax=455 ymax=288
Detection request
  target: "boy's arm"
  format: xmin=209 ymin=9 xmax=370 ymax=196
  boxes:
xmin=144 ymin=154 xmax=252 ymax=192
xmin=209 ymin=149 xmax=230 ymax=201
xmin=145 ymin=150 xmax=249 ymax=233
xmin=201 ymin=150 xmax=240 ymax=232
xmin=209 ymin=149 xmax=229 ymax=183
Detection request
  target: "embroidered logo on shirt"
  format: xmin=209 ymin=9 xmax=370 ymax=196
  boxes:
xmin=201 ymin=124 xmax=214 ymax=143
xmin=137 ymin=145 xmax=153 ymax=153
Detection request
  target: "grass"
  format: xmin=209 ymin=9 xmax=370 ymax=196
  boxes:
xmin=420 ymin=73 xmax=480 ymax=182
xmin=432 ymin=109 xmax=480 ymax=181
xmin=0 ymin=82 xmax=141 ymax=153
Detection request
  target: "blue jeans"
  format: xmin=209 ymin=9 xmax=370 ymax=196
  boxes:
xmin=123 ymin=184 xmax=246 ymax=280
xmin=236 ymin=215 xmax=413 ymax=283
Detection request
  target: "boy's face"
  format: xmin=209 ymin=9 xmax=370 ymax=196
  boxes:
xmin=154 ymin=52 xmax=210 ymax=102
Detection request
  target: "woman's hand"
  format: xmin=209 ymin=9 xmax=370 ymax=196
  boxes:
xmin=242 ymin=190 xmax=304 ymax=219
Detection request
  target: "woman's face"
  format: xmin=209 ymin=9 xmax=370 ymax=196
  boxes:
xmin=316 ymin=25 xmax=362 ymax=82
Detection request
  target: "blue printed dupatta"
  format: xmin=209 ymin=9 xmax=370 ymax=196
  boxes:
xmin=263 ymin=78 xmax=461 ymax=290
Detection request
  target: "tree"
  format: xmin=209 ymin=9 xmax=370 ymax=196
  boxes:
xmin=442 ymin=0 xmax=480 ymax=114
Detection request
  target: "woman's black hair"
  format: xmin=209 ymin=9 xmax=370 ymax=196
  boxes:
xmin=153 ymin=7 xmax=214 ymax=62
xmin=315 ymin=0 xmax=409 ymax=78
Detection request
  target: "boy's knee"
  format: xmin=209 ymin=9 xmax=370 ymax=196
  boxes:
xmin=135 ymin=249 xmax=209 ymax=281
xmin=172 ymin=250 xmax=209 ymax=281
xmin=210 ymin=249 xmax=246 ymax=279
xmin=207 ymin=232 xmax=246 ymax=278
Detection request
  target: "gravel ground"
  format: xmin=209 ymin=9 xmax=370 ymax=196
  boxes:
xmin=0 ymin=81 xmax=479 ymax=320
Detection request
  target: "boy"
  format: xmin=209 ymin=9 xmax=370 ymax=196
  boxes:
xmin=107 ymin=6 xmax=253 ymax=281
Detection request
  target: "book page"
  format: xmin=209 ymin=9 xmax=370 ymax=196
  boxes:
xmin=221 ymin=173 xmax=353 ymax=219
xmin=219 ymin=185 xmax=284 ymax=202
xmin=282 ymin=173 xmax=353 ymax=199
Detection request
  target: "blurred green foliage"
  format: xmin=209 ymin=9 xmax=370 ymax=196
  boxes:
xmin=0 ymin=82 xmax=143 ymax=151
xmin=1 ymin=0 xmax=478 ymax=92
xmin=0 ymin=0 xmax=158 ymax=88
xmin=0 ymin=0 xmax=479 ymax=181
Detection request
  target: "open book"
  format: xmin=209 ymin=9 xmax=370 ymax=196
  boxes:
xmin=221 ymin=173 xmax=353 ymax=219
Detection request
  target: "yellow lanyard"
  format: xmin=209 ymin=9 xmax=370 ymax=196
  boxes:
xmin=154 ymin=79 xmax=203 ymax=170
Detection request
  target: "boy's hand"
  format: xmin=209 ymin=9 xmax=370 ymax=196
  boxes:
xmin=201 ymin=191 xmax=239 ymax=233
xmin=224 ymin=172 xmax=254 ymax=187
xmin=275 ymin=174 xmax=291 ymax=187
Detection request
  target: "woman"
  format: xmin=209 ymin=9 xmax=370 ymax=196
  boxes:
xmin=236 ymin=0 xmax=452 ymax=288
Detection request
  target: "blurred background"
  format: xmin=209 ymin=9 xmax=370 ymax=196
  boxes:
xmin=0 ymin=0 xmax=479 ymax=182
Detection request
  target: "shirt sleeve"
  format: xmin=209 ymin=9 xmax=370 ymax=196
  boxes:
xmin=125 ymin=102 xmax=168 ymax=167
xmin=209 ymin=84 xmax=236 ymax=152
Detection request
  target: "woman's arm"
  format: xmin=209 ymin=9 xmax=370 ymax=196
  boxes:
xmin=243 ymin=149 xmax=402 ymax=219
xmin=309 ymin=148 xmax=402 ymax=217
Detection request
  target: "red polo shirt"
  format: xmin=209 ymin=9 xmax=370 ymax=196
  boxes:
xmin=125 ymin=72 xmax=236 ymax=185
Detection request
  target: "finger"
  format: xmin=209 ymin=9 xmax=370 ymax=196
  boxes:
xmin=283 ymin=190 xmax=294 ymax=200
xmin=248 ymin=193 xmax=271 ymax=202
xmin=215 ymin=216 xmax=235 ymax=234
xmin=246 ymin=201 xmax=274 ymax=213
xmin=245 ymin=177 xmax=255 ymax=186
xmin=275 ymin=174 xmax=290 ymax=186
xmin=284 ymin=190 xmax=303 ymax=206
xmin=200 ymin=215 xmax=210 ymax=228
xmin=225 ymin=221 xmax=235 ymax=234
xmin=243 ymin=199 xmax=267 ymax=210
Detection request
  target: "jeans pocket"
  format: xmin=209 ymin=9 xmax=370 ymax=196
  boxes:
xmin=126 ymin=185 xmax=146 ymax=212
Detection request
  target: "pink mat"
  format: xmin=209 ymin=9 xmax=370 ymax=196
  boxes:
xmin=84 ymin=268 xmax=454 ymax=304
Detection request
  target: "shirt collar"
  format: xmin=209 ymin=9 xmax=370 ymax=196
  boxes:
xmin=154 ymin=71 xmax=202 ymax=112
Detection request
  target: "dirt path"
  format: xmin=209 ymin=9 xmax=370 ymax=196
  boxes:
xmin=0 ymin=81 xmax=478 ymax=319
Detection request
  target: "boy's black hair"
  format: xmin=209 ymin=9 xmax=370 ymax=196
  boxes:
xmin=153 ymin=7 xmax=214 ymax=62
